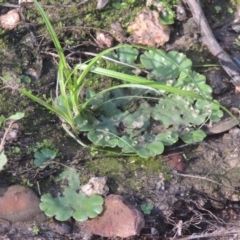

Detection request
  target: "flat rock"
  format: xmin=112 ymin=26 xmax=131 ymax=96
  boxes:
xmin=0 ymin=185 xmax=42 ymax=222
xmin=85 ymin=194 xmax=145 ymax=238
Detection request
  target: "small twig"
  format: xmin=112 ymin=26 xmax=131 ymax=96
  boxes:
xmin=0 ymin=3 xmax=20 ymax=8
xmin=36 ymin=181 xmax=41 ymax=196
xmin=77 ymin=51 xmax=149 ymax=74
xmin=184 ymin=0 xmax=240 ymax=87
xmin=0 ymin=121 xmax=15 ymax=153
xmin=43 ymin=50 xmax=149 ymax=74
xmin=173 ymin=171 xmax=222 ymax=186
xmin=42 ymin=51 xmax=77 ymax=63
xmin=77 ymin=0 xmax=88 ymax=6
xmin=189 ymin=200 xmax=226 ymax=225
xmin=176 ymin=228 xmax=240 ymax=240
xmin=50 ymin=160 xmax=76 ymax=170
xmin=175 ymin=220 xmax=183 ymax=238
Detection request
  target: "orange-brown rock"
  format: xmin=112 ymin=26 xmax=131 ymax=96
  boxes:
xmin=164 ymin=152 xmax=186 ymax=172
xmin=85 ymin=194 xmax=145 ymax=238
xmin=0 ymin=185 xmax=42 ymax=222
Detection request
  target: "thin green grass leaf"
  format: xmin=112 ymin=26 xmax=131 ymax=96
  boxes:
xmin=77 ymin=64 xmax=206 ymax=100
xmin=33 ymin=0 xmax=70 ymax=80
xmin=77 ymin=44 xmax=211 ymax=101
xmin=81 ymin=83 xmax=161 ymax=110
xmin=20 ymin=89 xmax=73 ymax=125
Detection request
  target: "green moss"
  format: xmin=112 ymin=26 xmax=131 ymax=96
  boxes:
xmin=83 ymin=155 xmax=170 ymax=192
xmin=231 ymin=0 xmax=240 ymax=6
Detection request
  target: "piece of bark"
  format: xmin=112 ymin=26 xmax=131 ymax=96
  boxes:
xmin=184 ymin=0 xmax=240 ymax=87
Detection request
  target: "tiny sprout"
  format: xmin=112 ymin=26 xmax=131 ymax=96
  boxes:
xmin=214 ymin=6 xmax=222 ymax=14
xmin=140 ymin=203 xmax=154 ymax=215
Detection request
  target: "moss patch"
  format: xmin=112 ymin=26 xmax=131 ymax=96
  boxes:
xmin=83 ymin=155 xmax=170 ymax=193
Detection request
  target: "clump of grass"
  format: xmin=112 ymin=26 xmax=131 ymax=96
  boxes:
xmin=21 ymin=0 xmax=225 ymax=158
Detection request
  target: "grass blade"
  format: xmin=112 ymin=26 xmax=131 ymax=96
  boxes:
xmin=77 ymin=64 xmax=206 ymax=99
xmin=33 ymin=0 xmax=70 ymax=79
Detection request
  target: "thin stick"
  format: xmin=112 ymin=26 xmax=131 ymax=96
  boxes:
xmin=0 ymin=121 xmax=14 ymax=153
xmin=176 ymin=228 xmax=240 ymax=240
xmin=173 ymin=171 xmax=222 ymax=186
xmin=0 ymin=3 xmax=20 ymax=8
xmin=184 ymin=0 xmax=240 ymax=87
xmin=43 ymin=50 xmax=149 ymax=74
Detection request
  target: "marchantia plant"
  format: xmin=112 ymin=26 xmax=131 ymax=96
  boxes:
xmin=72 ymin=46 xmax=223 ymax=158
xmin=40 ymin=169 xmax=104 ymax=221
